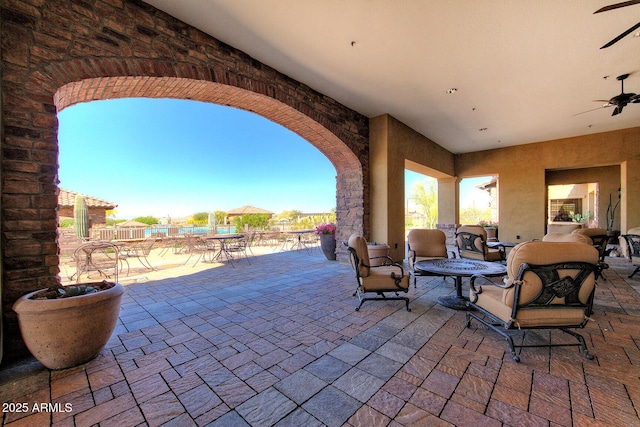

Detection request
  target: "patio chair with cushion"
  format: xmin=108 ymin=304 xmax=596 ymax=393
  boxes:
xmin=455 ymin=225 xmax=506 ymax=262
xmin=407 ymin=229 xmax=455 ymax=287
xmin=466 ymin=240 xmax=600 ymax=362
xmin=619 ymin=227 xmax=640 ymax=278
xmin=547 ymin=222 xmax=583 ymax=234
xmin=572 ymin=227 xmax=610 ymax=279
xmin=119 ymin=235 xmax=157 ymax=275
xmin=572 ymin=227 xmax=609 ymax=262
xmin=346 ymin=234 xmax=411 ymax=312
xmin=542 ymin=232 xmax=593 ymax=244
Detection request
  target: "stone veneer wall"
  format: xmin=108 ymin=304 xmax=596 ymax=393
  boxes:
xmin=436 ymin=223 xmax=459 ymax=248
xmin=1 ymin=0 xmax=369 ymax=359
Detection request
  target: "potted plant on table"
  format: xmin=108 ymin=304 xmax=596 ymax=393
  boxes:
xmin=315 ymin=223 xmax=337 ymax=260
xmin=13 ymin=241 xmax=124 ymax=370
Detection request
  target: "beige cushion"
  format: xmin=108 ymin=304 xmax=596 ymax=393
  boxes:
xmin=501 ymin=241 xmax=598 ymax=309
xmin=348 ymin=234 xmax=370 ymax=277
xmin=471 ymin=284 xmax=588 ymax=327
xmin=572 ymin=227 xmax=607 ymax=238
xmin=360 ymin=265 xmax=409 ymax=292
xmin=547 ymin=222 xmax=582 ymax=234
xmin=542 ymin=232 xmax=593 ymax=245
xmin=407 ymin=229 xmax=448 ymax=258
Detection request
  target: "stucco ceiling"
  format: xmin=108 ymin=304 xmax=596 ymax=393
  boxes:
xmin=143 ymin=0 xmax=640 ymax=153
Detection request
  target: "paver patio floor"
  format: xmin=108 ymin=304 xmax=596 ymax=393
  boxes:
xmin=1 ymin=246 xmax=640 ymax=426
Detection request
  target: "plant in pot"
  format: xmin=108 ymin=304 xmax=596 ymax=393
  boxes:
xmin=12 ymin=244 xmax=124 ymax=370
xmin=315 ymin=222 xmax=337 ymax=260
xmin=478 ymin=220 xmax=498 ymax=242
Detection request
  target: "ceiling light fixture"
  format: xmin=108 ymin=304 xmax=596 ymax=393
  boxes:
xmin=446 ymin=88 xmax=457 ymax=94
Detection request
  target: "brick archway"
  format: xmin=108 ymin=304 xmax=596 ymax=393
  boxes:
xmin=1 ymin=0 xmax=369 ymax=358
xmin=55 ymin=77 xmax=361 ymax=174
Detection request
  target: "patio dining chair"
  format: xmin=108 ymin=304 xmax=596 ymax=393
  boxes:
xmin=178 ymin=234 xmax=216 ymax=267
xmin=118 ymin=236 xmax=157 ymax=275
xmin=226 ymin=235 xmax=251 ymax=265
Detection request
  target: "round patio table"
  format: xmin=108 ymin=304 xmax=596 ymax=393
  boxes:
xmin=415 ymin=258 xmax=507 ymax=310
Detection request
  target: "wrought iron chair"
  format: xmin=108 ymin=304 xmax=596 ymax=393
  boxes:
xmin=619 ymin=227 xmax=640 ymax=278
xmin=189 ymin=236 xmax=218 ymax=267
xmin=455 ymin=225 xmax=505 ymax=262
xmin=72 ymin=241 xmax=120 ymax=282
xmin=346 ymin=234 xmax=411 ymax=311
xmin=572 ymin=227 xmax=610 ymax=279
xmin=225 ymin=235 xmax=251 ymax=265
xmin=466 ymin=240 xmax=600 ymax=362
xmin=407 ymin=229 xmax=455 ymax=287
xmin=119 ymin=236 xmax=157 ymax=275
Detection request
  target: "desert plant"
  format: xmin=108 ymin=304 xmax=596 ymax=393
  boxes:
xmin=74 ymin=195 xmax=89 ymax=239
xmin=606 ymin=190 xmax=621 ymax=231
xmin=569 ymin=211 xmax=591 ymax=223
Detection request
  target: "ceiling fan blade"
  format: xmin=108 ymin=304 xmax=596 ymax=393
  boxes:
xmin=611 ymin=105 xmax=625 ymax=115
xmin=594 ymin=0 xmax=640 ymax=13
xmin=574 ymin=105 xmax=612 ymax=116
xmin=600 ymin=22 xmax=640 ymax=48
xmin=593 ymin=100 xmax=612 ymax=103
xmin=630 ymin=94 xmax=640 ymax=103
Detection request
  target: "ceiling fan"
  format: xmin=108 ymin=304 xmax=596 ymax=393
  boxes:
xmin=592 ymin=74 xmax=640 ymax=116
xmin=595 ymin=0 xmax=640 ymax=48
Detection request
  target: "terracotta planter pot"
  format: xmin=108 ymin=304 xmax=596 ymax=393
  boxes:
xmin=319 ymin=233 xmax=337 ymax=260
xmin=368 ymin=244 xmax=390 ymax=267
xmin=12 ymin=282 xmax=124 ymax=370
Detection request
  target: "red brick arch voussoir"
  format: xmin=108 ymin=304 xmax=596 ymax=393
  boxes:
xmin=54 ymin=76 xmax=362 ymax=175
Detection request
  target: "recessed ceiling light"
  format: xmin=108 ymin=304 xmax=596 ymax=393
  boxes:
xmin=446 ymin=88 xmax=457 ymax=94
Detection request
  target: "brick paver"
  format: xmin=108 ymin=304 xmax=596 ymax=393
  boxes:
xmin=2 ymin=247 xmax=640 ymax=426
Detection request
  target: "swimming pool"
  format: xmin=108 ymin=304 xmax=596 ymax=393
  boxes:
xmin=145 ymin=226 xmax=236 ymax=236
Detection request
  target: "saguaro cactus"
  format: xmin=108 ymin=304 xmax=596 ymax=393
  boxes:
xmin=208 ymin=212 xmax=217 ymax=232
xmin=74 ymin=195 xmax=90 ymax=239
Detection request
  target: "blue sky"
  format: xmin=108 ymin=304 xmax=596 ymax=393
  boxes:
xmin=58 ymin=97 xmax=488 ymax=219
xmin=57 ymin=98 xmax=337 ymax=219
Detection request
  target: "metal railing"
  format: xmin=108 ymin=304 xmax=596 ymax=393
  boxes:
xmin=87 ymin=225 xmax=238 ymax=241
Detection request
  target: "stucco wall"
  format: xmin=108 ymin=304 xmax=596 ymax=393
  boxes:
xmin=370 ymin=114 xmax=455 ymax=260
xmin=371 ymin=114 xmax=639 ymax=256
xmin=456 ymin=127 xmax=640 ymax=241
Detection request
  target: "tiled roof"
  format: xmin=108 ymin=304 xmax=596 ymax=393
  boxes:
xmin=58 ymin=188 xmax=117 ymax=209
xmin=226 ymin=205 xmax=272 ymax=215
